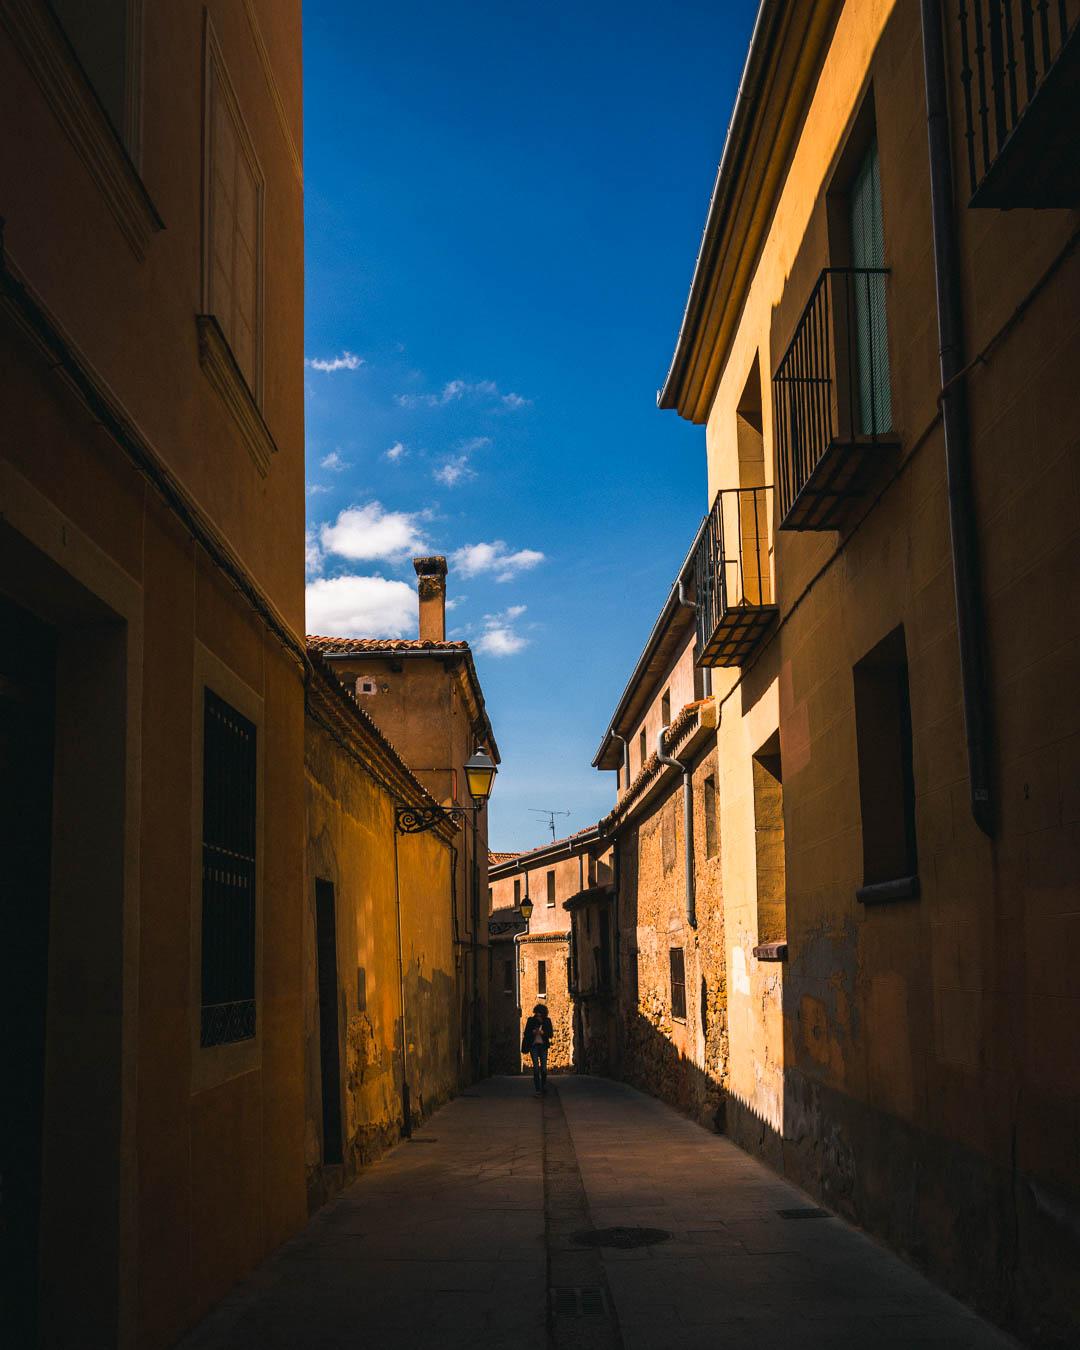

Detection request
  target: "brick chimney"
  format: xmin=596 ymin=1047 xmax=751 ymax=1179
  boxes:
xmin=413 ymin=555 xmax=447 ymax=642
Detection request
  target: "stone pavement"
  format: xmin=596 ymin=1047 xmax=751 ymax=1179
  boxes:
xmin=178 ymin=1076 xmax=1022 ymax=1350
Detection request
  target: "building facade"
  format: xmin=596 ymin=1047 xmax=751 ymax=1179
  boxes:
xmin=304 ymin=650 xmax=459 ymax=1210
xmin=488 ymin=830 xmax=605 ymax=1074
xmin=657 ymin=1 xmax=1080 ymax=1344
xmin=1 ymin=2 xmax=306 ymax=1345
xmin=590 ymin=563 xmax=728 ymax=1126
xmin=307 ymin=556 xmax=498 ymax=1087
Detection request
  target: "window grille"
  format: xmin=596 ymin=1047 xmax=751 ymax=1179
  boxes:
xmin=669 ymin=947 xmax=686 ymax=1021
xmin=200 ymin=689 xmax=257 ymax=1047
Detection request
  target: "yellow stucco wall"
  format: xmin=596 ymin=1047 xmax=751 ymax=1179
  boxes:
xmin=690 ymin=0 xmax=1080 ymax=1338
xmin=304 ymin=715 xmax=460 ymax=1198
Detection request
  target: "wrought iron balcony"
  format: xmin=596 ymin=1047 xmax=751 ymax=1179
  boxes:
xmin=692 ymin=486 xmax=777 ymax=667
xmin=773 ymin=267 xmax=897 ymax=533
xmin=957 ymin=0 xmax=1080 ymax=207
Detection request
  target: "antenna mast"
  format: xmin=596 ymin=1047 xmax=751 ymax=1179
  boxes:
xmin=529 ymin=808 xmax=570 ymax=842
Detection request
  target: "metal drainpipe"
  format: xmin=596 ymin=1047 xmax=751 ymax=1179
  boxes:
xmin=609 ymin=729 xmax=630 ymax=789
xmin=921 ymin=0 xmax=994 ymax=837
xmin=656 ymin=727 xmax=696 ymax=927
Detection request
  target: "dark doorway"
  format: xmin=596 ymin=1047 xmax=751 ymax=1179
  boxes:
xmin=314 ymin=880 xmax=344 ymax=1165
xmin=0 ymin=594 xmax=57 ymax=1345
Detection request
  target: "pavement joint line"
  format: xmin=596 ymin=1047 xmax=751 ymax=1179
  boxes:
xmin=543 ymin=1084 xmax=624 ymax=1350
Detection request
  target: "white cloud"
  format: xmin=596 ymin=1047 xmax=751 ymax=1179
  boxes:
xmin=384 ymin=441 xmax=407 ymax=462
xmin=475 ymin=606 xmax=529 ymax=657
xmin=306 ymin=482 xmax=331 ymax=496
xmin=306 ymin=575 xmax=416 ymax=637
xmin=459 ymin=435 xmax=492 ymax=453
xmin=320 ymin=450 xmax=350 ymax=471
xmin=434 ymin=454 xmax=476 ymax=487
xmin=445 ymin=595 xmax=465 ymax=612
xmin=305 ymin=529 xmax=324 ymax=578
xmin=319 ymin=502 xmax=428 ymax=562
xmin=451 ymin=541 xmax=545 ymax=582
xmin=305 ymin=351 xmax=364 ymax=373
xmin=396 ymin=378 xmax=530 ymax=410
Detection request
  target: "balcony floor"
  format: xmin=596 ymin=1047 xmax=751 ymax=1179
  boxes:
xmin=780 ymin=436 xmax=898 ymax=532
xmin=699 ymin=602 xmax=777 ymax=667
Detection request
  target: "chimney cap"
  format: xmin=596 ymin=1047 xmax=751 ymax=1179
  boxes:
xmin=413 ymin=555 xmax=448 ymax=578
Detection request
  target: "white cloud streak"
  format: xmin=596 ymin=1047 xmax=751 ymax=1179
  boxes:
xmin=396 ymin=378 xmax=530 ymax=410
xmin=433 ymin=454 xmax=476 ymax=487
xmin=451 ymin=541 xmax=545 ymax=583
xmin=475 ymin=606 xmax=529 ymax=657
xmin=384 ymin=442 xmax=407 ymax=462
xmin=319 ymin=502 xmax=428 ymax=562
xmin=305 ymin=351 xmax=364 ymax=373
xmin=320 ymin=450 xmax=350 ymax=471
xmin=306 ymin=575 xmax=416 ymax=638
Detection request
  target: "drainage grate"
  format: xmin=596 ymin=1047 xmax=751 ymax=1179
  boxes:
xmin=572 ymin=1226 xmax=673 ymax=1249
xmin=551 ymin=1287 xmax=606 ymax=1318
xmin=777 ymin=1206 xmax=830 ymax=1220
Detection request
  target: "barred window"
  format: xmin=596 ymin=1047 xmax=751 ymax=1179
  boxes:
xmin=669 ymin=947 xmax=686 ymax=1022
xmin=201 ymin=689 xmax=257 ymax=1047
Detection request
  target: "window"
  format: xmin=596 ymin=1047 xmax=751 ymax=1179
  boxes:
xmin=639 ymin=729 xmax=647 ymax=772
xmin=503 ymin=959 xmax=514 ymax=995
xmin=661 ymin=688 xmax=671 ymax=725
xmin=854 ymin=627 xmax=917 ymax=893
xmin=201 ymin=690 xmax=257 ymax=1047
xmin=753 ymin=733 xmax=786 ymax=945
xmin=356 ymin=677 xmax=377 ymax=696
xmin=537 ymin=960 xmax=547 ymax=997
xmin=598 ymin=909 xmax=611 ymax=990
xmin=669 ymin=947 xmax=686 ymax=1022
xmin=704 ymin=774 xmax=718 ymax=858
xmin=203 ymin=23 xmax=264 ymax=400
xmin=514 ymin=878 xmax=521 ymax=905
xmin=546 ymin=870 xmax=556 ymax=908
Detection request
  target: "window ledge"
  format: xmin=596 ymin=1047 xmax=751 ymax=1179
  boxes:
xmin=752 ymin=940 xmax=788 ymax=962
xmin=197 ymin=315 xmax=277 ymax=475
xmin=1 ymin=0 xmax=163 ymax=259
xmin=856 ymin=875 xmax=920 ymax=905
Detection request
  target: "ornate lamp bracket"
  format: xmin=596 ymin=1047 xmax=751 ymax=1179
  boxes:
xmin=395 ymin=804 xmax=470 ymax=835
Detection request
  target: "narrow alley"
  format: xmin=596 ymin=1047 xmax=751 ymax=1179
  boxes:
xmin=179 ymin=1077 xmax=1018 ymax=1350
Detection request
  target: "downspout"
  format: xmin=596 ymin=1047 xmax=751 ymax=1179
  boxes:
xmin=656 ymin=728 xmax=696 ymax=927
xmin=921 ymin=0 xmax=994 ymax=837
xmin=609 ymin=730 xmax=630 ymax=789
xmin=678 ymin=576 xmax=710 ymax=695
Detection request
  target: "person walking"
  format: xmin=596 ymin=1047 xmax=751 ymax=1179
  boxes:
xmin=521 ymin=1003 xmax=553 ymax=1095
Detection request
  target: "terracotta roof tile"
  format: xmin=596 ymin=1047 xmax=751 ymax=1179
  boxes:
xmin=488 ymin=851 xmax=521 ymax=865
xmin=307 ymin=635 xmax=469 ymax=653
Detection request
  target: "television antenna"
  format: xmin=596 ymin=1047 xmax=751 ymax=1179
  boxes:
xmin=530 ymin=808 xmax=570 ymax=841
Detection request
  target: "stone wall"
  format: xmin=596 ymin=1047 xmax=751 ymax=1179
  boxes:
xmin=518 ymin=933 xmax=574 ymax=1072
xmin=614 ymin=739 xmax=727 ymax=1130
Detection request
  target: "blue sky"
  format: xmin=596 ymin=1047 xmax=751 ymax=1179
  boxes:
xmin=303 ymin=1 xmax=758 ymax=851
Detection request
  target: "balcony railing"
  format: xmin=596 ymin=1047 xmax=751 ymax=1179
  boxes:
xmin=693 ymin=486 xmax=777 ymax=667
xmin=957 ymin=0 xmax=1080 ymax=206
xmin=773 ymin=267 xmax=897 ymax=533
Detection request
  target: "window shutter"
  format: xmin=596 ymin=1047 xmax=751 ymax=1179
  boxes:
xmin=849 ymin=139 xmax=891 ymax=435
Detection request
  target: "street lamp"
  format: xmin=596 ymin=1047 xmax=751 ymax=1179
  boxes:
xmin=392 ymin=748 xmax=498 ymax=1132
xmin=518 ymin=895 xmax=534 ymax=923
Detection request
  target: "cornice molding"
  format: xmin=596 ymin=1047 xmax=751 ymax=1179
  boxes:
xmin=0 ymin=0 xmax=163 ymax=259
xmin=241 ymin=0 xmax=303 ymax=186
xmin=196 ymin=314 xmax=278 ymax=476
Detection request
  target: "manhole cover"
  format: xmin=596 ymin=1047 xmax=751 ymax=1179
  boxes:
xmin=777 ymin=1206 xmax=829 ymax=1220
xmin=572 ymin=1226 xmax=673 ymax=1249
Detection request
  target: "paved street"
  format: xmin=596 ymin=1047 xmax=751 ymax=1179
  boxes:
xmin=179 ymin=1076 xmax=1020 ymax=1350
